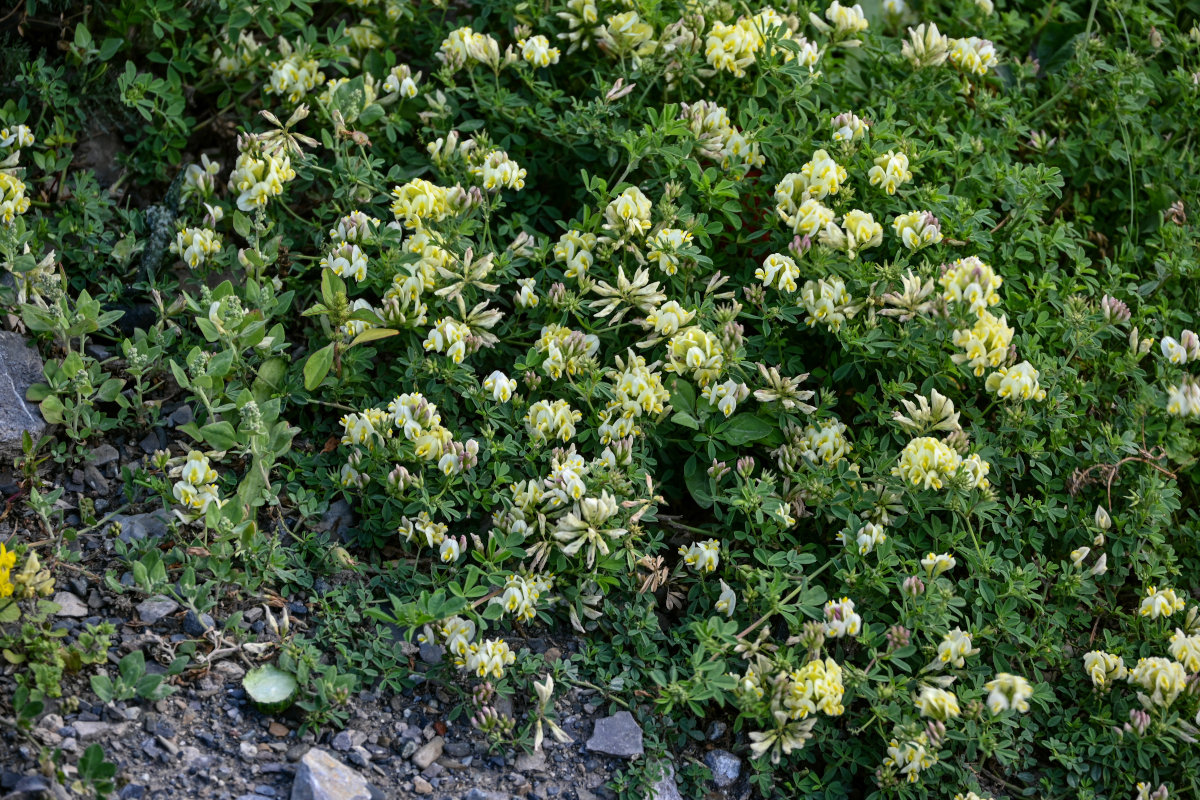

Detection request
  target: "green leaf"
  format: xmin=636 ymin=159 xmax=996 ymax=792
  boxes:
xmin=671 ymin=411 xmax=700 ymax=430
xmin=716 ymin=413 xmax=773 ymax=446
xmin=200 ymin=421 xmax=239 ymax=451
xmin=96 ymin=378 xmax=126 ymax=403
xmin=349 ymin=328 xmax=398 ymax=347
xmin=39 ymin=395 xmax=65 ymax=425
xmin=232 ymin=211 xmax=253 ymax=239
xmin=683 ymin=455 xmax=713 ymax=509
xmin=304 ymin=344 xmax=335 ymax=391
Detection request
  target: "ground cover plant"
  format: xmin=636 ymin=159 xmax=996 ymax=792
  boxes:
xmin=3 ymin=0 xmax=1200 ymax=797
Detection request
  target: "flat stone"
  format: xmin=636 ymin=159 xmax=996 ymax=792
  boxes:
xmin=291 ymin=747 xmax=372 ymax=800
xmin=82 ymin=464 xmax=108 ymax=493
xmin=183 ymin=610 xmax=215 ymax=636
xmin=269 ymin=722 xmax=291 ymax=738
xmin=703 ymin=750 xmax=741 ymax=788
xmin=112 ymin=511 xmax=171 ymax=544
xmin=515 ymin=750 xmax=547 ymax=773
xmin=138 ymin=428 xmax=164 ymax=454
xmin=646 ymin=762 xmax=682 ymax=800
xmin=136 ymin=595 xmax=178 ymax=624
xmin=0 ymin=332 xmax=46 ymax=459
xmin=464 ymin=791 xmax=508 ymax=800
xmin=168 ymin=404 xmax=194 ymax=427
xmin=586 ymin=712 xmax=643 ymax=758
xmin=54 ymin=592 xmax=89 ymax=618
xmin=313 ymin=499 xmax=356 ymax=541
xmin=74 ymin=721 xmax=130 ymax=741
xmin=91 ymin=443 xmax=120 ymax=466
xmin=411 ymin=736 xmax=443 ymax=770
xmin=411 ymin=776 xmax=432 ymax=795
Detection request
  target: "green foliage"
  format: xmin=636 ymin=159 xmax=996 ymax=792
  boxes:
xmin=4 ymin=0 xmax=1200 ymax=798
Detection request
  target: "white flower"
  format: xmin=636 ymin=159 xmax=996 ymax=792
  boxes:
xmin=984 ymin=673 xmax=1033 ymax=714
xmin=716 ymin=580 xmax=737 ymax=617
xmin=823 ymin=597 xmax=862 ymax=638
xmin=483 ymin=371 xmax=518 ymax=403
xmin=679 ymin=539 xmax=721 ymax=573
xmin=519 ymin=34 xmax=561 ymax=67
xmin=439 ymin=537 xmax=462 ymax=563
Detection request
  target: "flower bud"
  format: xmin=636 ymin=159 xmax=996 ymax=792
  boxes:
xmin=903 ymin=576 xmax=926 ymax=596
xmin=1094 ymin=505 xmax=1111 ymax=530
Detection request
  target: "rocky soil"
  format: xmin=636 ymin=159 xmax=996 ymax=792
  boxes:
xmin=0 ymin=339 xmax=752 ymax=800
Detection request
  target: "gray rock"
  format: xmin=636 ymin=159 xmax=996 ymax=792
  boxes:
xmin=183 ymin=610 xmax=215 ymax=636
xmin=53 ymin=592 xmax=89 ymax=618
xmin=515 ymin=750 xmax=547 ymax=773
xmin=704 ymin=750 xmax=740 ymax=788
xmin=82 ymin=464 xmax=108 ymax=493
xmin=91 ymin=443 xmax=120 ymax=466
xmin=291 ymin=748 xmax=372 ymax=800
xmin=331 ymin=731 xmax=354 ymax=752
xmin=168 ymin=404 xmax=194 ymax=427
xmin=0 ymin=332 xmax=46 ymax=458
xmin=136 ymin=595 xmax=178 ymax=623
xmin=314 ymin=499 xmax=356 ymax=540
xmin=241 ymin=742 xmax=259 ymax=761
xmin=586 ymin=711 xmax=643 ymax=758
xmin=443 ymin=742 xmax=471 ymax=758
xmin=411 ymin=736 xmax=443 ymax=770
xmin=138 ymin=428 xmax=164 ymax=454
xmin=464 ymin=791 xmax=508 ymax=800
xmin=111 ymin=511 xmax=171 ymax=544
xmin=13 ymin=775 xmax=51 ymax=795
xmin=418 ymin=641 xmax=444 ymax=665
xmin=74 ymin=721 xmax=130 ymax=741
xmin=646 ymin=762 xmax=682 ymax=800
xmin=706 ymin=721 xmax=727 ymax=741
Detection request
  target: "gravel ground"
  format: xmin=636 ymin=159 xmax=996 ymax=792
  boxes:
xmin=0 ymin=432 xmax=752 ymax=800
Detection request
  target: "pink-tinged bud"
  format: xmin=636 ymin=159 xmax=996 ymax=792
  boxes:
xmin=788 ymin=234 xmax=812 ymax=258
xmin=885 ymin=625 xmax=911 ymax=649
xmin=925 ymin=720 xmax=945 ymax=746
xmin=736 ymin=456 xmax=756 ymax=477
xmin=606 ymin=78 xmax=636 ymax=101
xmin=903 ymin=576 xmax=926 ymax=596
xmin=1129 ymin=708 xmax=1151 ymax=735
xmin=1100 ymin=294 xmax=1131 ymax=324
xmin=1166 ymin=200 xmax=1186 ymax=226
xmin=708 ymin=460 xmax=730 ymax=481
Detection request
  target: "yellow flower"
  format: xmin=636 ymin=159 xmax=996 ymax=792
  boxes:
xmin=1128 ymin=657 xmax=1187 ymax=707
xmin=1169 ymin=629 xmax=1200 ymax=672
xmin=894 ymin=437 xmax=961 ymax=490
xmin=985 ymin=361 xmax=1047 ymax=402
xmin=915 ymin=686 xmax=960 ymax=720
xmin=939 ymin=256 xmax=1002 ymax=315
xmin=868 ymin=151 xmax=912 ymax=195
xmin=603 ymin=186 xmax=653 ymax=238
xmin=949 ymin=37 xmax=998 ymax=76
xmin=984 ymin=672 xmax=1033 ymax=714
xmin=0 ymin=173 xmax=32 ymax=225
xmin=518 ymin=35 xmax=561 ymax=67
xmin=0 ymin=542 xmax=16 ymax=598
xmin=1138 ymin=586 xmax=1186 ymax=620
xmin=1083 ymin=650 xmax=1127 ymax=689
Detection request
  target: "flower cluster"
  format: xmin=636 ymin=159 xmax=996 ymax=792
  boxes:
xmin=171 ymin=228 xmax=223 ymax=269
xmin=893 ymin=437 xmax=990 ymax=491
xmin=0 ymin=173 xmax=30 ymax=225
xmin=172 ymin=451 xmax=222 ymax=514
xmin=228 ymin=139 xmax=297 ymax=212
